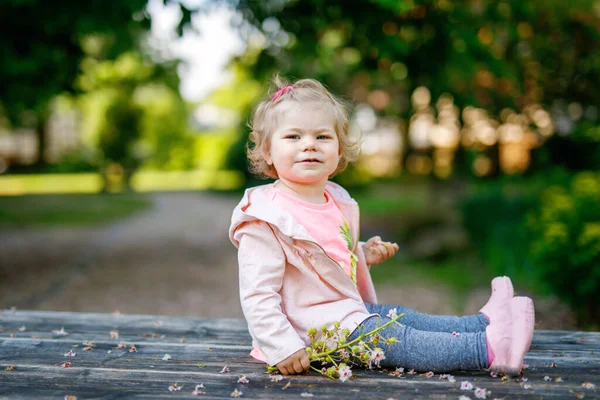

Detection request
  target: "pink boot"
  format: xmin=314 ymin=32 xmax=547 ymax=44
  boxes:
xmin=486 ymin=300 xmax=512 ymax=374
xmin=506 ymin=296 xmax=535 ymax=376
xmin=480 ymin=276 xmax=514 ymax=324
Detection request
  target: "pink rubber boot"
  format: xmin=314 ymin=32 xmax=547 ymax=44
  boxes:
xmin=506 ymin=296 xmax=535 ymax=376
xmin=486 ymin=300 xmax=512 ymax=374
xmin=480 ymin=276 xmax=514 ymax=324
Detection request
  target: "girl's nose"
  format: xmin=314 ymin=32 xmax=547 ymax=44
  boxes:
xmin=301 ymin=136 xmax=317 ymax=151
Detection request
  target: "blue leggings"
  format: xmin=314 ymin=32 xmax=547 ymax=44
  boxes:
xmin=347 ymin=302 xmax=490 ymax=372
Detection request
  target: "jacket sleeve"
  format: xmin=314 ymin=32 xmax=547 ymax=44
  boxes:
xmin=235 ymin=221 xmax=307 ymax=366
xmin=355 ymin=241 xmax=378 ymax=304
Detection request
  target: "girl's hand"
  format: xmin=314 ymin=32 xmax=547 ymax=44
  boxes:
xmin=276 ymin=348 xmax=310 ymax=375
xmin=364 ymin=236 xmax=399 ymax=265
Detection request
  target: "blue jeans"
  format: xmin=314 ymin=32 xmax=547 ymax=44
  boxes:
xmin=347 ymin=302 xmax=490 ymax=372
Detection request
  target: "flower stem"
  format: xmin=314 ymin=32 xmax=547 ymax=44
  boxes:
xmin=312 ymin=314 xmax=404 ymax=359
xmin=310 ymin=365 xmax=323 ymax=374
xmin=327 ymin=355 xmax=338 ymax=367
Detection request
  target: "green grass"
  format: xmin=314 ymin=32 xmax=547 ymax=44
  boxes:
xmin=352 ymin=182 xmax=429 ymax=216
xmin=0 ymin=193 xmax=152 ymax=228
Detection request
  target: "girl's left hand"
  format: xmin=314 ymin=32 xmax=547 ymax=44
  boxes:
xmin=363 ymin=236 xmax=399 ymax=265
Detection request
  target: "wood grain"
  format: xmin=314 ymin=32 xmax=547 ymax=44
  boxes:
xmin=1 ymin=310 xmax=599 ymax=399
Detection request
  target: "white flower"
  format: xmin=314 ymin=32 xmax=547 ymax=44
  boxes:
xmin=555 ymin=377 xmax=563 ymax=382
xmin=407 ymin=369 xmax=416 ymax=375
xmin=64 ymin=350 xmax=76 ymax=357
xmin=162 ymin=354 xmax=171 ymax=361
xmin=110 ymin=330 xmax=119 ymax=339
xmin=425 ymin=371 xmax=434 ymax=378
xmin=220 ymin=366 xmax=230 ymax=373
xmin=237 ymin=375 xmax=249 ymax=384
xmin=458 ymin=396 xmax=471 ymax=400
xmin=300 ymin=393 xmax=314 ymax=397
xmin=368 ymin=348 xmax=386 ymax=368
xmin=230 ymin=388 xmax=242 ymax=398
xmin=544 ymin=376 xmax=552 ymax=382
xmin=270 ymin=374 xmax=284 ymax=382
xmin=18 ymin=326 xmax=26 ymax=332
xmin=448 ymin=375 xmax=456 ymax=383
xmin=452 ymin=331 xmax=461 ymax=337
xmin=107 ymin=350 xmax=112 ymax=354
xmin=387 ymin=308 xmax=398 ymax=319
xmin=460 ymin=381 xmax=474 ymax=391
xmin=474 ymin=387 xmax=489 ymax=399
xmin=53 ymin=327 xmax=68 ymax=336
xmin=523 ymin=384 xmax=532 ymax=389
xmin=168 ymin=384 xmax=181 ymax=392
xmin=582 ymin=382 xmax=596 ymax=390
xmin=191 ymin=384 xmax=206 ymax=395
xmin=325 ymin=338 xmax=338 ymax=350
xmin=338 ymin=365 xmax=353 ymax=382
xmin=490 ymin=371 xmax=497 ymax=378
xmin=338 ymin=348 xmax=350 ymax=359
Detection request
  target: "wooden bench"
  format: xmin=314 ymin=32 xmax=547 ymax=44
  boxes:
xmin=1 ymin=310 xmax=598 ymax=399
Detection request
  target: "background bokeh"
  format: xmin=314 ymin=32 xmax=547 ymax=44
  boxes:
xmin=1 ymin=0 xmax=599 ymax=329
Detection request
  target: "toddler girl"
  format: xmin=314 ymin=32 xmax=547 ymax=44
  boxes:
xmin=229 ymin=77 xmax=535 ymax=377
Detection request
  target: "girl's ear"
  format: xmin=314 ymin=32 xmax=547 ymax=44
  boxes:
xmin=263 ymin=145 xmax=273 ymax=166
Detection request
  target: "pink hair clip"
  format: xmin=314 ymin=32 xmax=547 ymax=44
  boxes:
xmin=271 ymin=85 xmax=294 ymax=102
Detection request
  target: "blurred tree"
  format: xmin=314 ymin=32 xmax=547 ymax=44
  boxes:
xmin=0 ymin=0 xmax=193 ymax=166
xmin=228 ymin=0 xmax=599 ymax=113
xmin=77 ymin=52 xmax=194 ymax=189
xmin=219 ymin=0 xmax=600 ymax=173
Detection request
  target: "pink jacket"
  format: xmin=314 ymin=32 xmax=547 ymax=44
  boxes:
xmin=229 ymin=181 xmax=378 ymax=366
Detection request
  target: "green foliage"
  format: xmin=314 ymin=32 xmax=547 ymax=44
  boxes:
xmin=230 ymin=0 xmax=600 ymax=115
xmin=461 ymin=169 xmax=600 ymax=327
xmin=77 ymin=52 xmax=194 ymax=181
xmin=526 ymin=171 xmax=600 ymax=326
xmin=0 ymin=0 xmax=194 ymax=167
xmin=460 ymin=180 xmax=537 ymax=283
xmin=0 ymin=0 xmax=194 ymax=121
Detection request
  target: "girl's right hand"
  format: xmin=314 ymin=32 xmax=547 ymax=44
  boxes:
xmin=364 ymin=236 xmax=399 ymax=265
xmin=276 ymin=348 xmax=310 ymax=375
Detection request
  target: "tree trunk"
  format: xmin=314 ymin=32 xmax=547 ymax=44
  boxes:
xmin=34 ymin=107 xmax=49 ymax=167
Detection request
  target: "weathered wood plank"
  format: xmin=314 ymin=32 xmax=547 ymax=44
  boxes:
xmin=0 ymin=310 xmax=250 ymax=345
xmin=1 ymin=310 xmax=599 ymax=399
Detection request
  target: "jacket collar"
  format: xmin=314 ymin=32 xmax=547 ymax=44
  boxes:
xmin=229 ymin=180 xmax=358 ymax=246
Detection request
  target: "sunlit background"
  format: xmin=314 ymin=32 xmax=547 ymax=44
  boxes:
xmin=1 ymin=0 xmax=599 ymax=329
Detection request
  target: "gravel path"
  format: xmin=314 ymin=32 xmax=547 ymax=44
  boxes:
xmin=0 ymin=192 xmax=575 ymax=328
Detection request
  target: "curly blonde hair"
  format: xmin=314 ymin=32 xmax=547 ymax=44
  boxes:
xmin=247 ymin=75 xmax=360 ymax=179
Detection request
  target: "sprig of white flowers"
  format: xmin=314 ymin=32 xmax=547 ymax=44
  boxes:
xmin=267 ymin=313 xmax=404 ymax=381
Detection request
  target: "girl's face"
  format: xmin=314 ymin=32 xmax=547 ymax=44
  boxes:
xmin=265 ymin=101 xmax=340 ymax=187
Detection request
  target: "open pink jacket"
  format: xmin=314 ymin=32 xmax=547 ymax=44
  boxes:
xmin=229 ymin=181 xmax=378 ymax=366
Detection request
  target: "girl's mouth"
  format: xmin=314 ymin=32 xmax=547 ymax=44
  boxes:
xmin=299 ymin=159 xmax=321 ymax=163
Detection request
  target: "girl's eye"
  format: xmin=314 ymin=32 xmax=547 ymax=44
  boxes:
xmin=285 ymin=135 xmax=300 ymax=139
xmin=317 ymin=135 xmax=332 ymax=139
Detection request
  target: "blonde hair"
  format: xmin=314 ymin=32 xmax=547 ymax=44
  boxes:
xmin=247 ymin=75 xmax=360 ymax=179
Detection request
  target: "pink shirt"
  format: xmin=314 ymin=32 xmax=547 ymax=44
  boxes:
xmin=268 ymin=185 xmax=358 ymax=284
